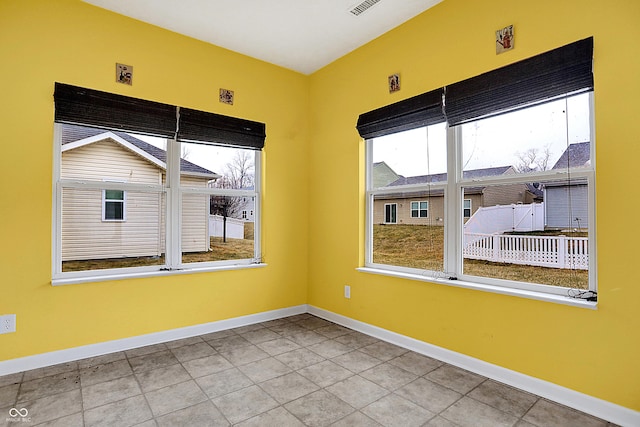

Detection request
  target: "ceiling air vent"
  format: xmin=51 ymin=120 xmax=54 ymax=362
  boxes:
xmin=349 ymin=0 xmax=382 ymax=16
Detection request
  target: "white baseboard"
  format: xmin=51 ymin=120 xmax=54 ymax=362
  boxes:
xmin=0 ymin=304 xmax=307 ymax=377
xmin=308 ymin=305 xmax=639 ymax=427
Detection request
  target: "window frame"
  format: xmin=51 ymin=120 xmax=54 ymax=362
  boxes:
xmin=102 ymin=188 xmax=126 ymax=222
xmin=410 ymin=200 xmax=428 ymax=218
xmin=363 ymin=93 xmax=597 ymax=303
xmin=52 ymin=125 xmax=264 ymax=285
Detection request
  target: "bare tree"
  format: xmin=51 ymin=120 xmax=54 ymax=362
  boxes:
xmin=515 ymin=146 xmax=552 ymax=172
xmin=210 ymin=152 xmax=255 ymax=242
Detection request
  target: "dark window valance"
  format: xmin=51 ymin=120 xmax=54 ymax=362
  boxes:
xmin=177 ymin=108 xmax=265 ymax=149
xmin=356 ymin=37 xmax=594 ymax=137
xmin=54 ymin=83 xmax=266 ymax=149
xmin=356 ymin=89 xmax=444 ymax=139
xmin=445 ymin=37 xmax=593 ymax=125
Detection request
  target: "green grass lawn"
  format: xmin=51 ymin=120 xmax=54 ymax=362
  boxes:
xmin=373 ymin=224 xmax=588 ymax=289
xmin=63 ymin=231 xmax=254 ymax=272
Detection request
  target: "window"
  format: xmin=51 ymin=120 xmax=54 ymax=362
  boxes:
xmin=103 ymin=189 xmax=125 ymax=221
xmin=52 ymin=83 xmax=265 ymax=283
xmin=463 ymin=199 xmax=472 ymax=218
xmin=359 ymin=38 xmax=596 ymax=301
xmin=384 ymin=203 xmax=397 ymax=224
xmin=242 ymin=210 xmax=247 ymax=219
xmin=411 ymin=201 xmax=428 ymax=218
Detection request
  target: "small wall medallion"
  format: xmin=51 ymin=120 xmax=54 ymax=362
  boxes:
xmin=116 ymin=63 xmax=133 ymax=85
xmin=496 ymin=25 xmax=514 ymax=54
xmin=219 ymin=88 xmax=234 ymax=105
xmin=388 ymin=73 xmax=400 ymax=93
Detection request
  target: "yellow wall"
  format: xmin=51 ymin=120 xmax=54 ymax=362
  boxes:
xmin=0 ymin=0 xmax=309 ymax=358
xmin=308 ymin=0 xmax=640 ymax=411
xmin=1 ymin=0 xmax=639 ymax=413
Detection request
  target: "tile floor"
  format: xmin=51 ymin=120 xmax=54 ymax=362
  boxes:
xmin=0 ymin=314 xmax=618 ymax=426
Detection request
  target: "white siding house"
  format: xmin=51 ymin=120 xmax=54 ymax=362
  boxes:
xmin=60 ymin=124 xmax=219 ymax=261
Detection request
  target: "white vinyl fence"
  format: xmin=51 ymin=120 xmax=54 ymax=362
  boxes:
xmin=463 ymin=232 xmax=588 ymax=270
xmin=209 ymin=215 xmax=245 ymax=239
xmin=464 ymin=203 xmax=545 ymax=235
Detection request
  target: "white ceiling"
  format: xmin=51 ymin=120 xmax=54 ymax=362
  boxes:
xmin=83 ymin=0 xmax=443 ymax=75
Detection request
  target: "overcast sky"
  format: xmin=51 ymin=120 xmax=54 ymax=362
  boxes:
xmin=373 ymin=93 xmax=590 ymax=177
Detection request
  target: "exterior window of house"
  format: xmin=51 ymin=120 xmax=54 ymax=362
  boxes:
xmin=360 ymin=38 xmax=596 ymax=302
xmin=103 ymin=189 xmax=125 ymax=221
xmin=411 ymin=201 xmax=428 ymax=218
xmin=384 ymin=204 xmax=397 ymax=224
xmin=463 ymin=199 xmax=471 ymax=218
xmin=52 ymin=83 xmax=265 ymax=284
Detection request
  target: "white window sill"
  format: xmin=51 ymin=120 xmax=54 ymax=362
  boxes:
xmin=52 ymin=263 xmax=267 ymax=286
xmin=356 ymin=267 xmax=597 ymax=309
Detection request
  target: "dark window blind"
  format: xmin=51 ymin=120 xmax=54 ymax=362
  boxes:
xmin=356 ymin=88 xmax=444 ymax=139
xmin=54 ymin=83 xmax=177 ymax=138
xmin=445 ymin=37 xmax=594 ymax=125
xmin=54 ymin=83 xmax=266 ymax=149
xmin=177 ymin=108 xmax=266 ymax=150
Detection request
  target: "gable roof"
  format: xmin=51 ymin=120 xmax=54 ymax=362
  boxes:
xmin=61 ymin=124 xmax=219 ymax=179
xmin=388 ymin=166 xmax=513 ymax=187
xmin=551 ymin=141 xmax=590 ymax=169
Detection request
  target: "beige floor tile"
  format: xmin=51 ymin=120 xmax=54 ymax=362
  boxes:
xmin=17 ymin=371 xmax=80 ymax=402
xmin=195 ymin=367 xmax=254 ymax=398
xmin=181 ymin=354 xmax=233 ymax=378
xmin=135 ymin=363 xmax=191 ymax=393
xmin=440 ymin=396 xmax=519 ymax=427
xmin=22 ymin=362 xmax=78 ymax=382
xmin=468 ymin=379 xmax=538 ymax=417
xmin=425 ymin=364 xmax=485 ymax=394
xmin=144 ymin=380 xmax=207 ymax=417
xmin=77 ymin=352 xmax=126 ymax=369
xmin=260 ymin=372 xmax=319 ymax=404
xmin=156 ymin=400 xmax=229 ymax=427
xmin=240 ymin=328 xmax=281 ymax=344
xmin=212 ymin=384 xmax=279 ymax=424
xmin=298 ymin=360 xmax=354 ymax=388
xmin=395 ymin=377 xmax=462 ymax=413
xmin=0 ymin=384 xmax=19 ymax=407
xmin=238 ymin=357 xmax=292 ymax=383
xmin=163 ymin=336 xmax=204 ymax=349
xmin=326 ymin=375 xmax=388 ymax=409
xmin=82 ymin=375 xmax=141 ymax=409
xmin=388 ymin=351 xmax=443 ymax=376
xmin=331 ymin=350 xmax=382 ymax=373
xmin=331 ymin=411 xmax=383 ymax=426
xmin=170 ymin=341 xmax=216 ymax=363
xmin=275 ymin=348 xmax=326 ymax=370
xmin=424 ymin=415 xmax=460 ymax=427
xmin=80 ymin=359 xmax=133 ymax=387
xmin=125 ymin=343 xmax=168 ymax=358
xmin=288 ymin=330 xmax=328 ymax=347
xmin=267 ymin=322 xmax=307 ymax=336
xmin=128 ymin=350 xmax=179 ymax=373
xmin=0 ymin=373 xmax=23 ymax=388
xmin=360 ymin=362 xmax=418 ymax=391
xmin=359 ymin=341 xmax=408 ymax=361
xmin=37 ymin=412 xmax=84 ymax=427
xmin=362 ymin=393 xmax=434 ymax=427
xmin=285 ymin=389 xmax=355 ymax=427
xmin=219 ymin=344 xmax=270 ymax=366
xmin=236 ymin=406 xmax=305 ymax=427
xmin=523 ymin=399 xmax=608 ymax=427
xmin=83 ymin=394 xmax=152 ymax=427
xmin=307 ymin=340 xmax=352 ymax=358
xmin=257 ymin=338 xmax=302 ymax=356
xmin=315 ymin=324 xmax=353 ymax=339
xmin=20 ymin=389 xmax=82 ymax=425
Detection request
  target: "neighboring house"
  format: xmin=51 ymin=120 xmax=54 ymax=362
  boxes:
xmin=238 ymin=187 xmax=256 ymax=222
xmin=543 ymin=141 xmax=590 ymax=229
xmin=60 ymin=124 xmax=220 ymax=261
xmin=374 ymin=165 xmax=537 ymax=225
xmin=372 ymin=161 xmax=401 ymax=188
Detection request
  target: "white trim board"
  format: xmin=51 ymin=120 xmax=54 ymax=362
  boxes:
xmin=307 ymin=305 xmax=639 ymax=427
xmin=0 ymin=305 xmax=307 ymax=377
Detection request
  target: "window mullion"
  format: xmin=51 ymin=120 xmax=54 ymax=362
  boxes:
xmin=166 ymin=139 xmax=181 ymax=269
xmin=445 ymin=125 xmax=461 ymax=277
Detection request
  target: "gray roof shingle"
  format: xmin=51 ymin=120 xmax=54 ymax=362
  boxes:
xmin=551 ymin=141 xmax=590 ymax=169
xmin=61 ymin=123 xmax=218 ymax=177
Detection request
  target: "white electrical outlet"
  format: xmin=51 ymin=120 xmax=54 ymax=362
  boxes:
xmin=344 ymin=285 xmax=351 ymax=299
xmin=0 ymin=314 xmax=16 ymax=334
